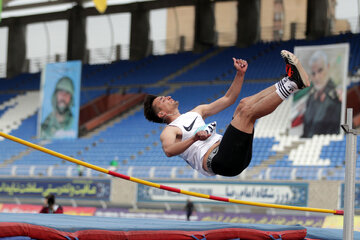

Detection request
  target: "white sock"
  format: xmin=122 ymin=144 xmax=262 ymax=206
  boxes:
xmin=275 ymin=77 xmax=288 ymax=90
xmin=276 ymin=78 xmax=298 ymax=100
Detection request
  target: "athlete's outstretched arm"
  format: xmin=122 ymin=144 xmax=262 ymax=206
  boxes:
xmin=193 ymin=58 xmax=248 ymax=119
xmin=161 ymin=127 xmax=210 ymax=157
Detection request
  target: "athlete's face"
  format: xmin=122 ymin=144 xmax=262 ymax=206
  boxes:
xmin=152 ymin=96 xmax=179 ymax=118
xmin=310 ymin=59 xmax=329 ymax=90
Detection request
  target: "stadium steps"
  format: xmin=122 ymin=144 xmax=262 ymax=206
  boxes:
xmin=0 ymin=92 xmax=39 ymax=134
xmin=246 ymin=139 xmax=304 ymax=179
xmin=0 ymin=140 xmax=49 ymax=168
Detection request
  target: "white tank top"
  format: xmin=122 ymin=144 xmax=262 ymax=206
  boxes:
xmin=168 ymin=112 xmax=222 ymax=176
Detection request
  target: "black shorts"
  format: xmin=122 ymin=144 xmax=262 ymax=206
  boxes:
xmin=209 ymin=124 xmax=254 ymax=177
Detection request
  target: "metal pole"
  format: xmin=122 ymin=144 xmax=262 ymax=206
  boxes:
xmin=342 ymin=108 xmax=358 ymax=240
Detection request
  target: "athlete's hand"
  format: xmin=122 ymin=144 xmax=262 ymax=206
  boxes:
xmin=233 ymin=58 xmax=248 ymax=74
xmin=194 ymin=130 xmax=211 ymax=141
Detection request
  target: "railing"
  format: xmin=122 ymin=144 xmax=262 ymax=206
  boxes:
xmin=1 ymin=164 xmax=358 ymax=181
xmin=28 ymin=54 xmax=67 ymax=73
xmin=89 ymin=45 xmax=127 ymax=64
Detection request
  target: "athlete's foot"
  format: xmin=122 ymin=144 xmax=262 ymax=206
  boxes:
xmin=281 ymin=50 xmax=310 ymax=89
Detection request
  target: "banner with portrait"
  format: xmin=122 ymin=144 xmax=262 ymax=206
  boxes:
xmin=289 ymin=43 xmax=349 ymax=138
xmin=38 ymin=61 xmax=82 ymax=139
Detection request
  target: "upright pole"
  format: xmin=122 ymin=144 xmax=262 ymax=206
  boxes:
xmin=342 ymin=108 xmax=358 ymax=240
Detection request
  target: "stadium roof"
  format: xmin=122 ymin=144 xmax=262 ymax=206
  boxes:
xmin=2 ymin=0 xmax=141 ymax=18
xmin=1 ymin=0 xmax=217 ymax=22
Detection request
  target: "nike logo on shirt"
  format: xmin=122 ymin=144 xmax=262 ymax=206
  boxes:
xmin=183 ymin=117 xmax=197 ymax=131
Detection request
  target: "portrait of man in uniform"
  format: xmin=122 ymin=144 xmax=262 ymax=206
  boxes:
xmin=40 ymin=76 xmax=75 ymax=139
xmin=290 ymin=44 xmax=348 ymax=138
xmin=301 ymin=50 xmax=342 ymax=137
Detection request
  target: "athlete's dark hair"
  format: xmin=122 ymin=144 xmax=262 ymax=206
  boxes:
xmin=144 ymin=94 xmax=163 ymax=123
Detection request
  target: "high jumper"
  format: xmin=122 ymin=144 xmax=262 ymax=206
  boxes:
xmin=144 ymin=50 xmax=310 ymax=177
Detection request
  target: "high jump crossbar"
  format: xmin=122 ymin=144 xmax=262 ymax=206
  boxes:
xmin=0 ymin=131 xmax=344 ymax=215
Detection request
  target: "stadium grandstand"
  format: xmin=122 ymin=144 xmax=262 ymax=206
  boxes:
xmin=0 ymin=0 xmax=359 ymax=239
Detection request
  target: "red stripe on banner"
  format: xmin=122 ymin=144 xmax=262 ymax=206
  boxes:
xmin=160 ymin=185 xmax=181 ymax=193
xmin=108 ymin=171 xmax=131 ymax=180
xmin=209 ymin=195 xmax=229 ymax=202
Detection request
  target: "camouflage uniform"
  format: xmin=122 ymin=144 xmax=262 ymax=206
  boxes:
xmin=302 ymin=79 xmax=341 ymax=138
xmin=40 ymin=77 xmax=74 ymax=139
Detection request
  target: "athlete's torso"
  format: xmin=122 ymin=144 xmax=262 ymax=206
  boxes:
xmin=167 ymin=112 xmax=222 ymax=176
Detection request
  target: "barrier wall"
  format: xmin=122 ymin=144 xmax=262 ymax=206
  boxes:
xmin=0 ymin=177 xmax=355 ymax=211
xmin=111 ymin=179 xmax=352 ymax=211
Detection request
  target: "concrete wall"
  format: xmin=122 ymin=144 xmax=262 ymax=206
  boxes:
xmin=166 ymin=6 xmax=195 ymax=52
xmin=215 ymin=2 xmax=237 ymax=46
xmin=260 ymin=0 xmax=307 ymax=41
xmin=308 ymin=180 xmax=341 ymax=209
xmin=111 ymin=178 xmax=137 ymax=206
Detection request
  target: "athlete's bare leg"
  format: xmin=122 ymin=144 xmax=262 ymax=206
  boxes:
xmin=230 ymin=50 xmax=309 ymax=134
xmin=233 ymin=76 xmax=289 ymax=117
xmin=245 ymin=85 xmax=276 ymax=105
xmin=231 ymin=91 xmax=283 ymax=133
